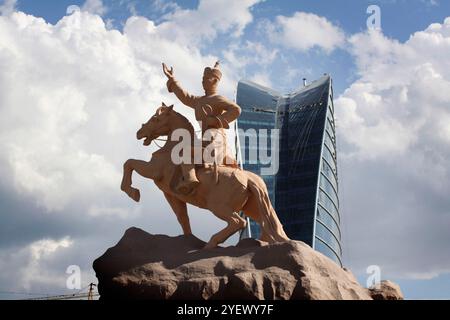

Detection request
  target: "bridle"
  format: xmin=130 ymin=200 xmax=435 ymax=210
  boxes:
xmin=150 ymin=129 xmax=226 ymax=149
xmin=152 ymin=137 xmax=168 ymax=149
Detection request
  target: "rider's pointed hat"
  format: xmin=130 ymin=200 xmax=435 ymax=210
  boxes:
xmin=203 ymin=61 xmax=222 ymax=81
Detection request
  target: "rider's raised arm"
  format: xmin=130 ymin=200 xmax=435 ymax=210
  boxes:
xmin=167 ymin=78 xmax=199 ymax=108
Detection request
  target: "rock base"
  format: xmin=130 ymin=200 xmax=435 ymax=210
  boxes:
xmin=93 ymin=227 xmax=403 ymax=300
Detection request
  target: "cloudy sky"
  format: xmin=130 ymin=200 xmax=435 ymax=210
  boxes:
xmin=0 ymin=0 xmax=449 ymax=300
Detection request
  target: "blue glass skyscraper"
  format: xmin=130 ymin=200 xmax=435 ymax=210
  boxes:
xmin=236 ymin=75 xmax=342 ymax=266
xmin=236 ymin=81 xmax=279 ymax=239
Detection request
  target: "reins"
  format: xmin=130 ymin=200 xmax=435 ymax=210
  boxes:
xmin=151 ymin=124 xmax=227 ymax=151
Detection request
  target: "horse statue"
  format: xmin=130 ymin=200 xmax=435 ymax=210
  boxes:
xmin=121 ymin=103 xmax=290 ymax=249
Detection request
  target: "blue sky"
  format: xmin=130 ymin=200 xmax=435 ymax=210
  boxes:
xmin=16 ymin=0 xmax=450 ymax=39
xmin=1 ymin=0 xmax=450 ymax=300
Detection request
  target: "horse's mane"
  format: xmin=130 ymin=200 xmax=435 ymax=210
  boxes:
xmin=169 ymin=108 xmax=195 ymax=132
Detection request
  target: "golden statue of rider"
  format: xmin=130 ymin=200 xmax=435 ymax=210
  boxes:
xmin=162 ymin=61 xmax=241 ymax=195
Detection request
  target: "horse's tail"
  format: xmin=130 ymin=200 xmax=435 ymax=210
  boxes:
xmin=247 ymin=176 xmax=290 ymax=243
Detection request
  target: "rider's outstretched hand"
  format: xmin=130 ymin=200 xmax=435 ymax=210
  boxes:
xmin=162 ymin=63 xmax=174 ymax=80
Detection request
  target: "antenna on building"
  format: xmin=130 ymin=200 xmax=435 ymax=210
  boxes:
xmin=303 ymin=78 xmax=307 ymax=87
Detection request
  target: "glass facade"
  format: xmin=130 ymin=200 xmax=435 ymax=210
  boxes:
xmin=236 ymin=76 xmax=342 ymax=266
xmin=236 ymin=81 xmax=280 ymax=239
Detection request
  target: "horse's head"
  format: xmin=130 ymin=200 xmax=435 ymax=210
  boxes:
xmin=137 ymin=102 xmax=175 ymax=146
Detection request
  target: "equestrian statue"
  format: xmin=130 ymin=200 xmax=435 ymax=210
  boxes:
xmin=120 ymin=62 xmax=289 ymax=249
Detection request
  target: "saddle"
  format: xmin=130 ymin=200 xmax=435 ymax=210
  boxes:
xmin=169 ymin=104 xmax=239 ymax=195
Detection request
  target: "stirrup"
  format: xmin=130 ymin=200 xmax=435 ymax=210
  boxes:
xmin=176 ymin=180 xmax=200 ymax=196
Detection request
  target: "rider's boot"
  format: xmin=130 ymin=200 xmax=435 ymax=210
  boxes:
xmin=176 ymin=164 xmax=200 ymax=195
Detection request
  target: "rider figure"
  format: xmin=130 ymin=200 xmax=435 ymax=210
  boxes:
xmin=162 ymin=61 xmax=241 ymax=195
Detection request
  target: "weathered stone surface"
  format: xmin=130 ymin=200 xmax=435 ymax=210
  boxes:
xmin=369 ymin=280 xmax=404 ymax=300
xmin=93 ymin=227 xmax=399 ymax=300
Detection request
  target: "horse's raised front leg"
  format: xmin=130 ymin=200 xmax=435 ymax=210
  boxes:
xmin=163 ymin=192 xmax=192 ymax=236
xmin=121 ymin=159 xmax=157 ymax=202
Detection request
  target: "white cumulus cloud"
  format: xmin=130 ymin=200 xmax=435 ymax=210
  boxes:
xmin=336 ymin=19 xmax=450 ymax=279
xmin=157 ymin=0 xmax=262 ymax=47
xmin=0 ymin=0 xmax=16 ymax=16
xmin=81 ymin=0 xmax=107 ymax=16
xmin=266 ymin=11 xmax=345 ymax=53
xmin=0 ymin=237 xmax=73 ymax=291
